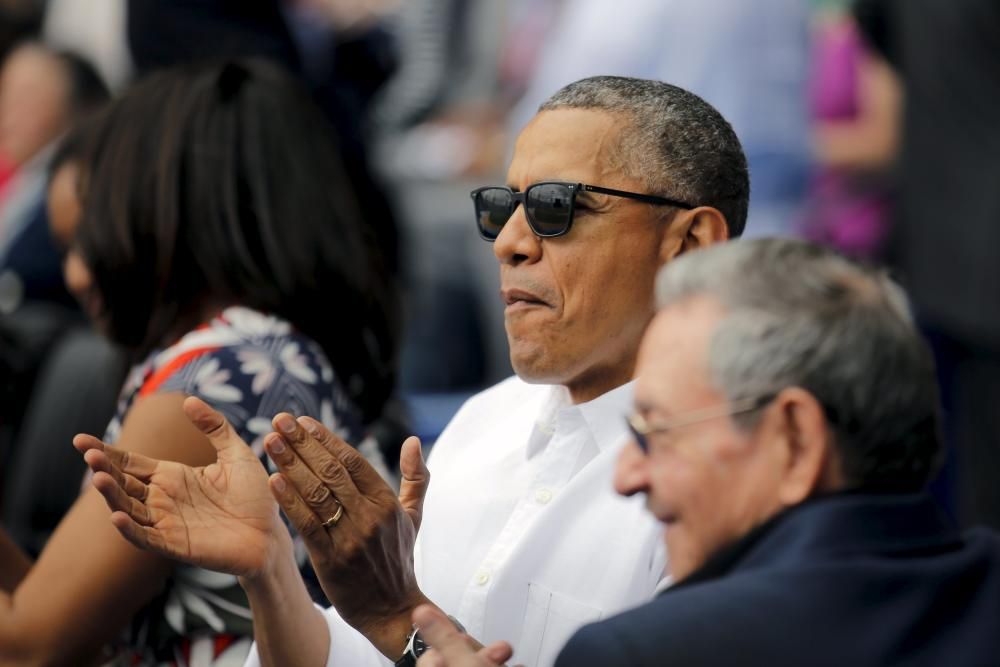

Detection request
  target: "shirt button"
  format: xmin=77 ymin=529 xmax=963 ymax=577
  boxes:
xmin=475 ymin=570 xmax=491 ymax=586
xmin=535 ymin=488 xmax=553 ymax=505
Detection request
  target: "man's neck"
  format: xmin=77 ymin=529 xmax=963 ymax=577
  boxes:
xmin=566 ymin=366 xmax=635 ymax=404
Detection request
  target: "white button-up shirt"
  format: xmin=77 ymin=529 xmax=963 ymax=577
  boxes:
xmin=245 ymin=377 xmax=666 ymax=667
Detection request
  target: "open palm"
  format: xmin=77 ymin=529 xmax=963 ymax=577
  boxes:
xmin=75 ymin=397 xmax=284 ymax=578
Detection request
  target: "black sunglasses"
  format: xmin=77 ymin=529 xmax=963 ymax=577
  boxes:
xmin=471 ymin=181 xmax=695 ymax=241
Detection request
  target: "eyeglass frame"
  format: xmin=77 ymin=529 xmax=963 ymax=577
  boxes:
xmin=625 ymin=394 xmax=776 ymax=455
xmin=470 ymin=181 xmax=696 ymax=241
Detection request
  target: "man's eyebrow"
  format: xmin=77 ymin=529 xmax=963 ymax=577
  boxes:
xmin=634 ymin=398 xmax=677 ymax=419
xmin=506 ymin=178 xmax=581 ymax=191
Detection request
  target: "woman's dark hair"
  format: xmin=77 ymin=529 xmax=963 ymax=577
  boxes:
xmin=77 ymin=59 xmax=399 ymax=423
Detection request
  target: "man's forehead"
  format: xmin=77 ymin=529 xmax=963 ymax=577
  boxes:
xmin=506 ymin=108 xmax=629 ymax=187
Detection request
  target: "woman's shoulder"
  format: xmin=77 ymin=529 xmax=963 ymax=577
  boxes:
xmin=161 ymin=308 xmax=333 ymax=391
xmin=152 ymin=307 xmax=362 ymax=448
xmin=107 ymin=307 xmax=363 ymax=446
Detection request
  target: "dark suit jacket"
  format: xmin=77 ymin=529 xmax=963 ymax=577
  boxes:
xmin=557 ymin=494 xmax=1000 ymax=667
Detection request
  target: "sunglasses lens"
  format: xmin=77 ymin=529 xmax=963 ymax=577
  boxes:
xmin=526 ymin=183 xmax=573 ymax=237
xmin=473 ymin=188 xmax=514 ymax=240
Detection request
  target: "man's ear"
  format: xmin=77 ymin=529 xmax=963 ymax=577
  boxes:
xmin=769 ymin=387 xmax=843 ymax=506
xmin=658 ymin=206 xmax=730 ymax=264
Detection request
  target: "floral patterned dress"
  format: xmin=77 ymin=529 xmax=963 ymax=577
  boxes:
xmin=98 ymin=307 xmax=365 ymax=667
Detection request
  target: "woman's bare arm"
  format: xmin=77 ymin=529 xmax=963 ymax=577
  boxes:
xmin=0 ymin=392 xmax=217 ymax=665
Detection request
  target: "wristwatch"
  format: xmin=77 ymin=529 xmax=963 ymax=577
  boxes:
xmin=394 ymin=615 xmax=465 ymax=667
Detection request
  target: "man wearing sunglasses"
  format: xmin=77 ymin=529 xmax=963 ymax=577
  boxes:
xmin=291 ymin=75 xmax=747 ymax=667
xmin=373 ymin=76 xmax=747 ymax=666
xmin=80 ymin=75 xmax=749 ymax=667
xmin=411 ymin=239 xmax=1000 ymax=667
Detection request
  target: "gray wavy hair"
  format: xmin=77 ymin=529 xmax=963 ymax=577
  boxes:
xmin=655 ymin=238 xmax=942 ymax=492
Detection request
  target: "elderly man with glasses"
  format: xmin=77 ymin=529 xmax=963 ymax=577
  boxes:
xmin=412 ymin=238 xmax=1000 ymax=667
xmin=78 ymin=76 xmax=749 ymax=667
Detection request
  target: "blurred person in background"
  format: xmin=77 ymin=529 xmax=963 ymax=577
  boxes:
xmin=370 ymin=0 xmax=510 ymax=409
xmin=0 ymin=42 xmax=107 ymax=273
xmin=0 ymin=0 xmax=42 ymax=76
xmin=798 ymin=0 xmax=901 ymax=258
xmin=852 ymin=0 xmax=1000 ymax=530
xmin=41 ymin=0 xmax=132 ymax=90
xmin=0 ymin=58 xmax=398 ymax=666
xmin=412 ymin=239 xmax=1000 ymax=667
xmin=0 ymin=42 xmax=109 ymax=487
xmin=1 ymin=131 xmax=127 ymax=558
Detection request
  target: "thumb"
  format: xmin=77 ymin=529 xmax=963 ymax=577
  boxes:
xmin=398 ymin=436 xmax=430 ymax=530
xmin=482 ymin=641 xmax=514 ymax=665
xmin=412 ymin=605 xmax=467 ymax=661
xmin=182 ymin=396 xmax=254 ymax=462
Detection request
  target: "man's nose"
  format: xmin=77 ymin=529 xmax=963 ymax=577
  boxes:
xmin=493 ymin=204 xmax=542 ymax=265
xmin=614 ymin=439 xmax=649 ymax=498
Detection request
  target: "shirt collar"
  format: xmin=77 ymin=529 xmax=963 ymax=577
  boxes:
xmin=578 ymin=380 xmax=635 ymax=452
xmin=526 ymin=380 xmax=634 ymax=458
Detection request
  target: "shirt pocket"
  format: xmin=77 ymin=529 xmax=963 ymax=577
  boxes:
xmin=516 ymin=582 xmax=603 ymax=667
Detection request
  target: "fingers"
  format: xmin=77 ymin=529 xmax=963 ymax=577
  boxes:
xmin=416 ymin=650 xmax=446 ymax=667
xmin=109 ymin=510 xmax=160 ymax=551
xmin=268 ymin=414 xmax=364 ymax=508
xmin=297 ymin=415 xmax=387 ymax=495
xmin=85 ymin=448 xmax=149 ymax=501
xmin=264 ymin=431 xmax=346 ymax=523
xmin=74 ymin=433 xmax=158 ymax=481
xmin=182 ymin=397 xmax=255 ymax=461
xmin=413 ymin=605 xmax=502 ymax=666
xmin=417 ymin=644 xmax=512 ymax=667
xmin=482 ymin=642 xmax=514 ymax=665
xmin=92 ymin=471 xmax=154 ymax=526
xmin=398 ymin=436 xmax=430 ymax=531
xmin=412 ymin=604 xmax=451 ymax=638
xmin=72 ymin=433 xmax=104 ymax=455
xmin=268 ymin=473 xmax=327 ymax=541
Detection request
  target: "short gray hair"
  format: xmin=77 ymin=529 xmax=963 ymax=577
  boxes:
xmin=540 ymin=76 xmax=750 ymax=237
xmin=655 ymin=238 xmax=942 ymax=492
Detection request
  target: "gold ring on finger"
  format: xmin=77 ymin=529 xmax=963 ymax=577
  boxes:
xmin=321 ymin=503 xmax=344 ymax=529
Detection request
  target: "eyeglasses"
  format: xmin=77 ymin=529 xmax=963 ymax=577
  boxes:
xmin=625 ymin=395 xmax=775 ymax=455
xmin=471 ymin=181 xmax=695 ymax=241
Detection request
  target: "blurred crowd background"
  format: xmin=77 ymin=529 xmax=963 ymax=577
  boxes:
xmin=0 ymin=0 xmax=997 ymax=552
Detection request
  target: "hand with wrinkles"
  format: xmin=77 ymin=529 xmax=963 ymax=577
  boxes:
xmin=74 ymin=397 xmax=287 ymax=578
xmin=78 ymin=395 xmax=436 ymax=659
xmin=262 ymin=412 xmax=433 ymax=657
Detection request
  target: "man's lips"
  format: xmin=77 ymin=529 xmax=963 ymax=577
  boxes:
xmin=501 ymin=288 xmax=549 ymax=309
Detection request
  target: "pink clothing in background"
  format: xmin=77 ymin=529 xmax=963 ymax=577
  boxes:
xmin=800 ymin=18 xmax=890 ymax=258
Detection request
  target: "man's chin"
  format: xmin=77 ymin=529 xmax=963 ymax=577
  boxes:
xmin=663 ymin=524 xmax=705 ymax=582
xmin=509 ymin=351 xmax=563 ymax=386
